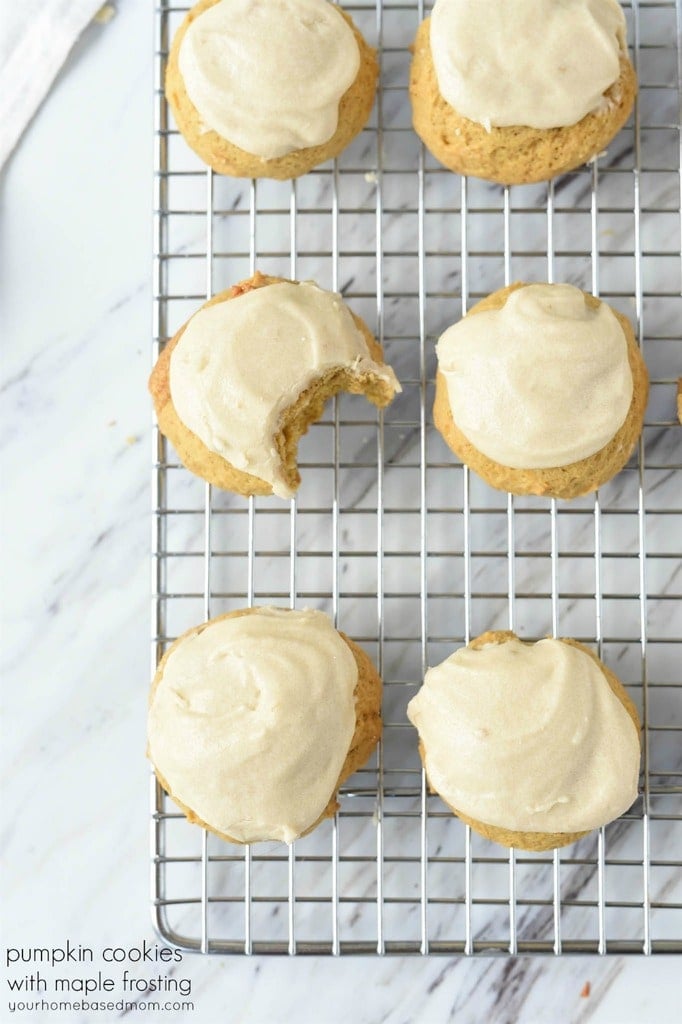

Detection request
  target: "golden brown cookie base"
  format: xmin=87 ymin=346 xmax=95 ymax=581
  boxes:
xmin=433 ymin=283 xmax=649 ymax=500
xmin=149 ymin=272 xmax=397 ymax=496
xmin=149 ymin=608 xmax=382 ymax=845
xmin=418 ymin=630 xmax=641 ymax=852
xmin=165 ymin=0 xmax=378 ymax=179
xmin=409 ymin=18 xmax=637 ymax=185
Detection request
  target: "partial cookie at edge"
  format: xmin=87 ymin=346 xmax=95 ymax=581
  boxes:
xmin=409 ymin=17 xmax=637 ymax=185
xmin=165 ymin=0 xmax=378 ymax=179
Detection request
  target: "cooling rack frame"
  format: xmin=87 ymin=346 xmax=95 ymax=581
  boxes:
xmin=151 ymin=0 xmax=682 ymax=955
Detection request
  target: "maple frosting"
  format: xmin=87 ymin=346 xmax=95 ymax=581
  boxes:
xmin=436 ymin=284 xmax=633 ymax=469
xmin=178 ymin=0 xmax=360 ymax=158
xmin=147 ymin=608 xmax=358 ymax=843
xmin=169 ymin=280 xmax=400 ymax=497
xmin=429 ymin=0 xmax=627 ymax=131
xmin=407 ymin=638 xmax=640 ymax=834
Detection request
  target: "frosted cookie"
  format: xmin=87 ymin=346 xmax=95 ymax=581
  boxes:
xmin=433 ymin=282 xmax=648 ymax=499
xmin=165 ymin=0 xmax=378 ymax=178
xmin=148 ymin=607 xmax=382 ymax=844
xmin=149 ymin=272 xmax=400 ymax=497
xmin=410 ymin=0 xmax=637 ymax=184
xmin=407 ymin=631 xmax=641 ymax=852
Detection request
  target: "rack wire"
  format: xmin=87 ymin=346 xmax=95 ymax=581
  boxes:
xmin=151 ymin=0 xmax=681 ymax=954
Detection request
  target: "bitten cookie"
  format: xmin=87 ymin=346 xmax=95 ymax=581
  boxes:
xmin=433 ymin=282 xmax=648 ymax=499
xmin=148 ymin=607 xmax=382 ymax=844
xmin=407 ymin=630 xmax=641 ymax=852
xmin=165 ymin=0 xmax=378 ymax=178
xmin=149 ymin=272 xmax=400 ymax=497
xmin=410 ymin=0 xmax=637 ymax=185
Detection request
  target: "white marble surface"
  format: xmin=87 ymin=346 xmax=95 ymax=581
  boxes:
xmin=1 ymin=1 xmax=680 ymax=1022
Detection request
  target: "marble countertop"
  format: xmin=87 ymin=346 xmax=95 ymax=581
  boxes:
xmin=1 ymin=1 xmax=680 ymax=1022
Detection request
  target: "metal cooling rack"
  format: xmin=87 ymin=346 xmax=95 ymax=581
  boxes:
xmin=151 ymin=0 xmax=682 ymax=955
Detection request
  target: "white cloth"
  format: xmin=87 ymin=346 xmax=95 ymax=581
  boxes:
xmin=0 ymin=0 xmax=107 ymax=169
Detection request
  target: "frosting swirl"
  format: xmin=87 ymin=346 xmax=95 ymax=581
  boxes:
xmin=430 ymin=0 xmax=627 ymax=131
xmin=436 ymin=283 xmax=633 ymax=469
xmin=407 ymin=637 xmax=640 ymax=834
xmin=147 ymin=608 xmax=358 ymax=843
xmin=178 ymin=0 xmax=361 ymax=158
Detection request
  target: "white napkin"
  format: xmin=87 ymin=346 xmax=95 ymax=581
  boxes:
xmin=0 ymin=0 xmax=111 ymax=169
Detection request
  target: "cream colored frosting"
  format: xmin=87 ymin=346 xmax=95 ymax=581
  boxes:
xmin=430 ymin=0 xmax=627 ymax=131
xmin=407 ymin=638 xmax=640 ymax=834
xmin=147 ymin=608 xmax=358 ymax=843
xmin=178 ymin=0 xmax=360 ymax=158
xmin=436 ymin=283 xmax=633 ymax=469
xmin=170 ymin=280 xmax=400 ymax=497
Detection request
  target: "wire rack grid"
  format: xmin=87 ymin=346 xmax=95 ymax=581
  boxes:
xmin=151 ymin=0 xmax=682 ymax=955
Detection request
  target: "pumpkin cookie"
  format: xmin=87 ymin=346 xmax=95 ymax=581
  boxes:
xmin=410 ymin=0 xmax=637 ymax=184
xmin=166 ymin=0 xmax=378 ymax=178
xmin=407 ymin=630 xmax=641 ymax=852
xmin=149 ymin=272 xmax=400 ymax=497
xmin=148 ymin=607 xmax=382 ymax=844
xmin=433 ymin=282 xmax=648 ymax=499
